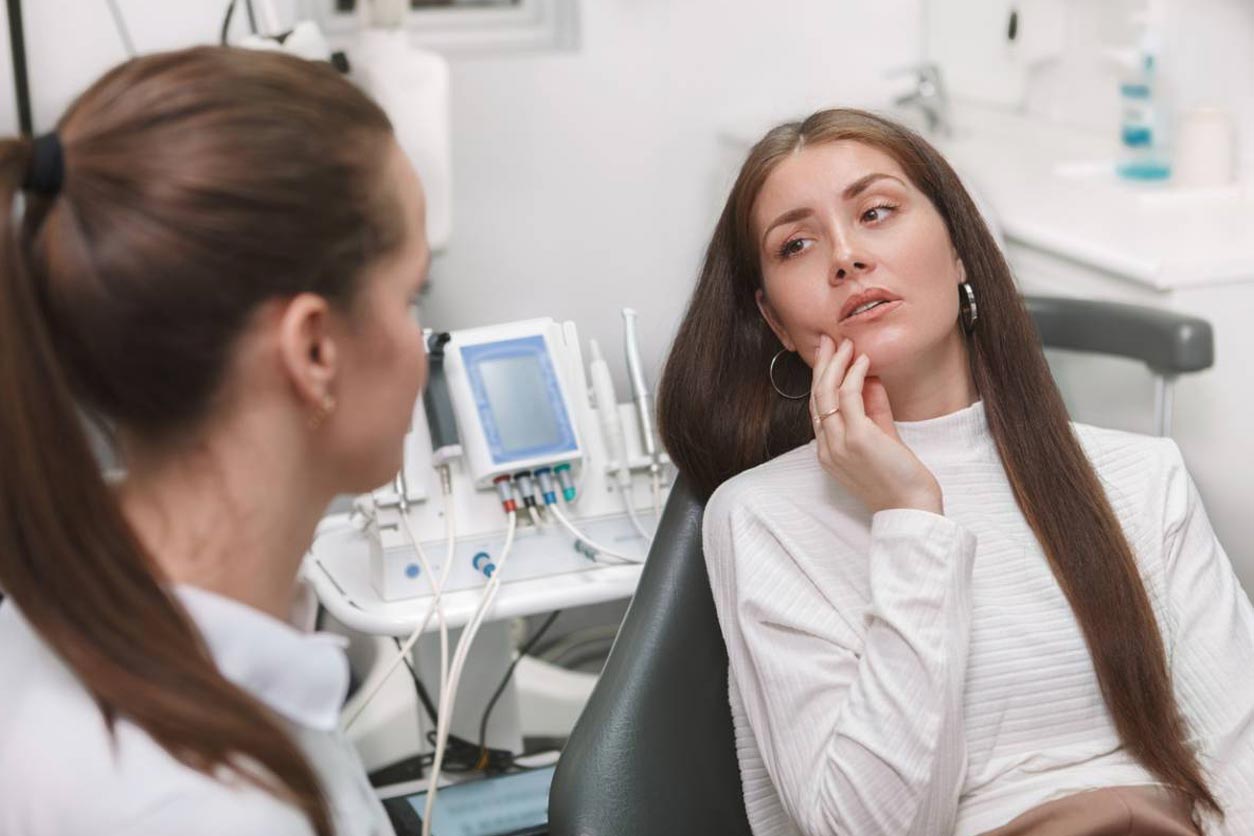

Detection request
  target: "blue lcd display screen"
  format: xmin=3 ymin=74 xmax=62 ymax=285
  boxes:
xmin=461 ymin=336 xmax=578 ymax=465
xmin=383 ymin=765 xmax=554 ymax=836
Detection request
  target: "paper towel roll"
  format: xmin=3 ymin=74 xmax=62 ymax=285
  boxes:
xmin=1175 ymin=107 xmax=1237 ymax=189
xmin=350 ymin=29 xmax=453 ymax=252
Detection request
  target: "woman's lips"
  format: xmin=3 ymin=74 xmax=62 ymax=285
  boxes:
xmin=841 ymin=299 xmax=903 ymax=326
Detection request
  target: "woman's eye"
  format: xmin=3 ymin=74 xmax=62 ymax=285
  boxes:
xmin=862 ymin=204 xmax=898 ymax=224
xmin=778 ymin=238 xmax=811 ymax=260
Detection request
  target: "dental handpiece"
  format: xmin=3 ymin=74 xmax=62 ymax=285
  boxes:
xmin=589 ymin=339 xmax=630 ymax=486
xmin=621 ymin=308 xmax=660 ymax=479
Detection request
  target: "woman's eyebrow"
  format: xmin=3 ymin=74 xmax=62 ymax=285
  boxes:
xmin=760 ymin=173 xmax=908 ymax=246
xmin=842 ymin=172 xmax=907 ymax=199
xmin=761 ymin=207 xmax=815 ymax=246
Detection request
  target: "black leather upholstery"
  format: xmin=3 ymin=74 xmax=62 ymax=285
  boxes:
xmin=548 ymin=477 xmax=753 ymax=836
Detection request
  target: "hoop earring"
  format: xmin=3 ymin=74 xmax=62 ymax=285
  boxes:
xmin=959 ymin=281 xmax=979 ymax=334
xmin=769 ymin=349 xmax=810 ymax=400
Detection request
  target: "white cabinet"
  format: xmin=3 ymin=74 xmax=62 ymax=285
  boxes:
xmin=1006 ymin=240 xmax=1254 ymax=595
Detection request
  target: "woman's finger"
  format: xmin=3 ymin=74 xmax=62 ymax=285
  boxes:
xmin=813 ymin=404 xmax=833 ymax=463
xmin=812 ymin=386 xmax=848 ymax=474
xmin=837 ymin=353 xmax=872 ymax=427
xmin=862 ymin=376 xmax=900 ymax=439
xmin=814 ymin=337 xmax=855 ymax=416
xmin=808 ymin=334 xmax=835 ymax=417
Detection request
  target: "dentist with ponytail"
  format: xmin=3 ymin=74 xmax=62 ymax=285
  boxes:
xmin=0 ymin=47 xmax=433 ymax=835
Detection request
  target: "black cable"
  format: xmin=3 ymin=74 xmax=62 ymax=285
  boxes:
xmin=6 ymin=0 xmax=32 ymax=134
xmin=220 ymin=0 xmax=236 ymax=45
xmin=391 ymin=614 xmax=564 ymax=776
xmin=394 ymin=637 xmax=441 ymax=725
xmin=103 ymin=0 xmax=136 ymax=56
xmin=477 ymin=610 xmax=563 ymax=764
xmin=219 ymin=0 xmax=259 ymax=45
xmin=392 ymin=639 xmax=516 ymax=773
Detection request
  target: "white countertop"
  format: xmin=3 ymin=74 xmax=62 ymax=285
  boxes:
xmin=937 ymin=104 xmax=1254 ymax=291
xmin=720 ymin=104 xmax=1254 ymax=291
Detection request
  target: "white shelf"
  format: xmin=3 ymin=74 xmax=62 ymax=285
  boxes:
xmin=305 ymin=517 xmax=645 ymax=637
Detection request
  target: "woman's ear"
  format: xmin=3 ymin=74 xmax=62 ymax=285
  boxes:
xmin=755 ymin=289 xmax=796 ymax=352
xmin=955 ymin=255 xmax=968 ymax=286
xmin=276 ymin=293 xmax=339 ymax=408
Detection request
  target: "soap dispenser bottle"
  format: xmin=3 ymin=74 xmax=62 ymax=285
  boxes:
xmin=1117 ymin=3 xmax=1171 ymax=181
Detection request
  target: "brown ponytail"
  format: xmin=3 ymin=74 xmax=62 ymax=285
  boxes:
xmin=659 ymin=108 xmax=1221 ymax=819
xmin=0 ymin=47 xmax=405 ymax=834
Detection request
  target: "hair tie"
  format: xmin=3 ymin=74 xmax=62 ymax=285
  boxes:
xmin=24 ymin=132 xmax=64 ymax=196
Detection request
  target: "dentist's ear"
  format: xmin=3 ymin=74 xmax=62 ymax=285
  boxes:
xmin=955 ymin=256 xmax=968 ymax=286
xmin=277 ymin=293 xmax=340 ymax=411
xmin=755 ymin=289 xmax=797 ymax=352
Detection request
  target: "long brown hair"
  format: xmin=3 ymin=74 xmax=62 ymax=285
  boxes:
xmin=658 ymin=108 xmax=1220 ymax=818
xmin=0 ymin=48 xmax=404 ymax=834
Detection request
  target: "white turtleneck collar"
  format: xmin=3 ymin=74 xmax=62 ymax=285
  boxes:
xmin=893 ymin=399 xmax=993 ymax=461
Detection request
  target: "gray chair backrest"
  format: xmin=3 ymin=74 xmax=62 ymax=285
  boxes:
xmin=1022 ymin=295 xmax=1213 ymax=376
xmin=548 ymin=477 xmax=752 ymax=836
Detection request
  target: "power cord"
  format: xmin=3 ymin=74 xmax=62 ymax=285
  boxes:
xmin=103 ymin=0 xmax=136 ymax=56
xmin=396 ymin=637 xmax=440 ymax=725
xmin=219 ymin=0 xmax=259 ymax=46
xmin=393 ymin=641 xmax=517 ymax=774
xmin=476 ymin=610 xmax=562 ymax=768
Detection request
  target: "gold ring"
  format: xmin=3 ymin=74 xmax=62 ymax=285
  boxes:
xmin=813 ymin=405 xmax=840 ymax=425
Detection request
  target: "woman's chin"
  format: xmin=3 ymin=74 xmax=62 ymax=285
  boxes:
xmin=847 ymin=336 xmax=899 ymax=369
xmin=340 ymin=446 xmax=407 ymax=497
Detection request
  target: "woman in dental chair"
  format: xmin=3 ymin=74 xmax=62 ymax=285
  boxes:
xmin=0 ymin=49 xmax=432 ymax=835
xmin=657 ymin=109 xmax=1254 ymax=835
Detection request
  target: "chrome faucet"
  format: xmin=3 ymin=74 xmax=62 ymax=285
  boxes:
xmin=890 ymin=62 xmax=952 ymax=137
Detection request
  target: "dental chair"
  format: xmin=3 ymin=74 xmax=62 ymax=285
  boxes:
xmin=546 ymin=296 xmax=1213 ymax=836
xmin=1023 ymin=296 xmax=1213 ymax=436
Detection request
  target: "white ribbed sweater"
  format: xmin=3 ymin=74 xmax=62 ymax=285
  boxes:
xmin=702 ymin=401 xmax=1254 ymax=836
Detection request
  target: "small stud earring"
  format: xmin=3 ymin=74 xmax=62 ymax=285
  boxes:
xmin=309 ymin=393 xmax=337 ymax=430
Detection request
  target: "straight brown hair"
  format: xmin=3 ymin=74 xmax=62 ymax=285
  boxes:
xmin=658 ymin=108 xmax=1220 ymax=819
xmin=0 ymin=47 xmax=404 ymax=834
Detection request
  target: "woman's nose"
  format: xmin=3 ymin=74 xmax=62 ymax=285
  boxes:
xmin=833 ymin=260 xmax=870 ymax=281
xmin=830 ymin=239 xmax=874 ymax=282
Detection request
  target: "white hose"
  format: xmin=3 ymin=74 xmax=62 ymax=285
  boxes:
xmin=343 ymin=487 xmax=457 ymax=731
xmin=548 ymin=503 xmax=638 ymax=565
xmin=422 ymin=512 xmax=518 ymax=836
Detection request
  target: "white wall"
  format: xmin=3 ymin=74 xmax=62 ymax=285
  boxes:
xmin=0 ymin=0 xmax=922 ymax=392
xmin=929 ymin=0 xmax=1254 ymax=181
xmin=429 ymin=0 xmax=923 ymax=391
xmin=4 ymin=0 xmax=1244 ymax=387
xmin=0 ymin=1 xmax=303 ymax=132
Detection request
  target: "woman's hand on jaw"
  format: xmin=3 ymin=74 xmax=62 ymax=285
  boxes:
xmin=809 ymin=335 xmax=944 ymax=515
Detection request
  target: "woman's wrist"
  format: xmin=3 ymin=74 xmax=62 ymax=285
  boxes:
xmin=883 ymin=486 xmax=943 ymax=515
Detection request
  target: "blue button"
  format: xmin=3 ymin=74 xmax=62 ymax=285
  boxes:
xmin=405 ymin=564 xmax=420 ymax=579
